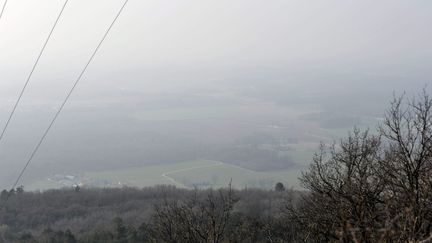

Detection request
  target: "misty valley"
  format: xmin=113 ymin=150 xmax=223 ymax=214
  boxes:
xmin=0 ymin=80 xmax=386 ymax=191
xmin=0 ymin=0 xmax=431 ymax=242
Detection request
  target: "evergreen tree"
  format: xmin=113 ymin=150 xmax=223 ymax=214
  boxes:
xmin=275 ymin=182 xmax=285 ymax=192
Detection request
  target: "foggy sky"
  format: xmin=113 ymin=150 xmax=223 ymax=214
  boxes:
xmin=0 ymin=0 xmax=430 ymax=99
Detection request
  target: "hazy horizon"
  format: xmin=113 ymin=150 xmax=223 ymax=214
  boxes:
xmin=0 ymin=0 xmax=430 ymax=189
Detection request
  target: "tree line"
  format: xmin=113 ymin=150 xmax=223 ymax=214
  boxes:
xmin=0 ymin=185 xmax=299 ymax=242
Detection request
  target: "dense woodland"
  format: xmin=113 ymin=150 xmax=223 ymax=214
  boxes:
xmin=0 ymin=186 xmax=299 ymax=242
xmin=1 ymin=90 xmax=432 ymax=242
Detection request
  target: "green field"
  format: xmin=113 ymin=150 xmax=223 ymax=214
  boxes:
xmin=27 ymin=160 xmax=303 ymax=191
xmin=26 ymin=179 xmax=64 ymax=191
xmin=133 ymin=104 xmax=320 ymax=122
xmin=169 ymin=161 xmax=302 ymax=189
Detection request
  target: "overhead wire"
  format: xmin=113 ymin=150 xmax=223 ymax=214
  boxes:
xmin=0 ymin=0 xmax=7 ymax=22
xmin=0 ymin=0 xmax=70 ymax=145
xmin=11 ymin=0 xmax=129 ymax=190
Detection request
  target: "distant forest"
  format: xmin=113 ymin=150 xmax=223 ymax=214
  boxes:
xmin=1 ymin=90 xmax=432 ymax=242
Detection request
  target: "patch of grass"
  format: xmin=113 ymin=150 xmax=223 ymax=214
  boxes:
xmin=170 ymin=162 xmax=302 ymax=190
xmin=26 ymin=179 xmax=64 ymax=191
xmin=133 ymin=106 xmax=247 ymax=121
xmin=133 ymin=104 xmax=320 ymax=122
xmin=85 ymin=160 xmax=219 ymax=187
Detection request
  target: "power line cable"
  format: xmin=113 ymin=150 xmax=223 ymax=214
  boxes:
xmin=11 ymin=0 xmax=129 ymax=190
xmin=0 ymin=0 xmax=7 ymax=22
xmin=0 ymin=0 xmax=69 ymax=145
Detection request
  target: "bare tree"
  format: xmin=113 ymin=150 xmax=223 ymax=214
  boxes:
xmin=290 ymin=89 xmax=432 ymax=242
xmin=151 ymin=186 xmax=237 ymax=243
xmin=291 ymin=129 xmax=386 ymax=242
xmin=379 ymin=90 xmax=432 ymax=242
